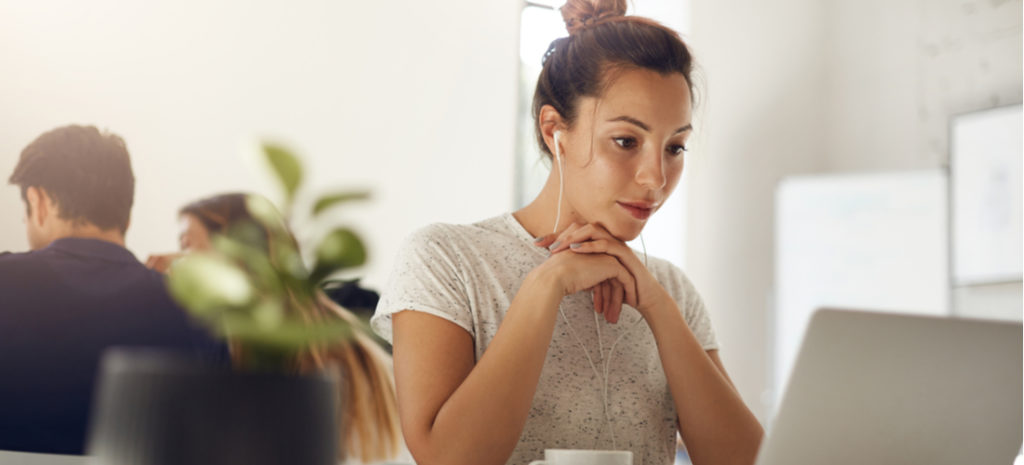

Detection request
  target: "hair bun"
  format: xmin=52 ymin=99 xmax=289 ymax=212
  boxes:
xmin=561 ymin=0 xmax=627 ymax=35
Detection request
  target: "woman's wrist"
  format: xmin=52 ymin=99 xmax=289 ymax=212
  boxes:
xmin=523 ymin=265 xmax=568 ymax=308
xmin=637 ymin=286 xmax=679 ymax=322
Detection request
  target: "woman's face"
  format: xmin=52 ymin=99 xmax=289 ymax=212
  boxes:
xmin=557 ymin=67 xmax=692 ymax=241
xmin=178 ymin=213 xmax=212 ymax=252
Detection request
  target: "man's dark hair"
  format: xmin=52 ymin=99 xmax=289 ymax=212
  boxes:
xmin=8 ymin=125 xmax=135 ymax=234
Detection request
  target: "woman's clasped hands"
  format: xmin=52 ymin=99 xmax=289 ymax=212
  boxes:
xmin=533 ymin=222 xmax=671 ymax=323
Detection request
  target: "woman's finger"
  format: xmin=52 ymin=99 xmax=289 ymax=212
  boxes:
xmin=602 ymin=279 xmax=613 ymax=323
xmin=567 ymin=239 xmax=612 ymax=254
xmin=557 ymin=223 xmax=608 ymax=247
xmin=553 ymin=252 xmax=636 ymax=308
xmin=548 ymin=223 xmax=583 ymax=254
xmin=533 ymin=233 xmax=557 ymax=249
xmin=593 ymin=284 xmax=604 ymax=314
xmin=613 ymin=263 xmax=638 ymax=308
xmin=607 ymin=280 xmax=625 ymax=324
xmin=600 ymin=281 xmax=609 ymax=317
xmin=146 ymin=255 xmax=168 ymax=272
xmin=566 ymin=234 xmax=648 ymax=307
xmin=569 ymin=239 xmax=642 ymax=283
xmin=598 ymin=280 xmax=606 ymax=319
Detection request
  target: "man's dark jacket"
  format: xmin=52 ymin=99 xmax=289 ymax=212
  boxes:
xmin=0 ymin=238 xmax=227 ymax=454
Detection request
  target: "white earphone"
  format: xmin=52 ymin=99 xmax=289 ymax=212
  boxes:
xmin=549 ymin=128 xmax=647 ymax=448
xmin=552 ymin=131 xmax=564 ymax=234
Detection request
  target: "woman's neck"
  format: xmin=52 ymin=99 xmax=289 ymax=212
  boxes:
xmin=513 ymin=173 xmax=578 ymax=239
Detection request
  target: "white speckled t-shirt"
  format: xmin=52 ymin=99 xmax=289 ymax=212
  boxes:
xmin=371 ymin=213 xmax=718 ymax=465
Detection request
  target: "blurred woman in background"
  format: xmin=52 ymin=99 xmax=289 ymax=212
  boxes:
xmin=148 ymin=192 xmax=402 ymax=464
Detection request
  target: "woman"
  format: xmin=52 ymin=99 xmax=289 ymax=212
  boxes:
xmin=371 ymin=1 xmax=764 ymax=464
xmin=144 ymin=194 xmax=252 ymax=272
xmin=148 ymin=193 xmax=403 ymax=464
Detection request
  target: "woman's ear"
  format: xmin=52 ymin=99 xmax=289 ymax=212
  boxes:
xmin=538 ymin=105 xmax=566 ymax=155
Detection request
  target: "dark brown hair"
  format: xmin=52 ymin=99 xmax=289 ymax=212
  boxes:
xmin=179 ymin=192 xmax=254 ymax=234
xmin=532 ymin=0 xmax=696 ymax=156
xmin=8 ymin=125 xmax=135 ymax=233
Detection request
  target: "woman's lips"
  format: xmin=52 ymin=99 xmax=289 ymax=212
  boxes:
xmin=618 ymin=201 xmax=654 ymax=220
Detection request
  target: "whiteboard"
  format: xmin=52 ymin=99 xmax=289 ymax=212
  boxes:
xmin=773 ymin=171 xmax=950 ymax=409
xmin=950 ymin=104 xmax=1023 ymax=285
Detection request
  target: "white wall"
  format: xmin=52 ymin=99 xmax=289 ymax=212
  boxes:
xmin=688 ymin=0 xmax=1022 ymax=422
xmin=823 ymin=0 xmax=1023 ymax=171
xmin=3 ymin=0 xmax=1020 ymax=431
xmin=0 ymin=0 xmax=521 ymax=289
xmin=686 ymin=0 xmax=831 ymax=421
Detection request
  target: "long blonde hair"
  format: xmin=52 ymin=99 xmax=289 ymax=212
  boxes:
xmin=183 ymin=192 xmax=401 ymax=462
xmin=301 ymin=293 xmax=401 ymax=462
xmin=231 ymin=294 xmax=402 ymax=463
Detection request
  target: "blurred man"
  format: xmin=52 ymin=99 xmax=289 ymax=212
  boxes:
xmin=0 ymin=125 xmax=226 ymax=455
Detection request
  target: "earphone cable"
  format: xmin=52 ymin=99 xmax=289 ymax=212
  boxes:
xmin=553 ymin=132 xmax=564 ymax=234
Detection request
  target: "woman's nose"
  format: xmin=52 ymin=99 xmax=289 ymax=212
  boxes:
xmin=634 ymin=148 xmax=666 ymax=190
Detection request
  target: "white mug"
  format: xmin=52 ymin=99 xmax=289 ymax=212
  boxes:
xmin=528 ymin=449 xmax=633 ymax=465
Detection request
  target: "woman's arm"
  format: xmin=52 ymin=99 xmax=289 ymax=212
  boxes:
xmin=547 ymin=223 xmax=764 ymax=465
xmin=643 ymin=296 xmax=764 ymax=465
xmin=392 ymin=253 xmax=638 ymax=465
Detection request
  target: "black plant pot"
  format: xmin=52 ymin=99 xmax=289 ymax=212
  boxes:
xmin=87 ymin=348 xmax=339 ymax=465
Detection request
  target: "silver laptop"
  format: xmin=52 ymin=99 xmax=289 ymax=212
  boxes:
xmin=756 ymin=309 xmax=1022 ymax=465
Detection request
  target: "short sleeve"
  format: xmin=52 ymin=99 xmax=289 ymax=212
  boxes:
xmin=662 ymin=265 xmax=719 ymax=351
xmin=371 ymin=224 xmax=475 ymax=343
xmin=681 ymin=275 xmax=719 ymax=351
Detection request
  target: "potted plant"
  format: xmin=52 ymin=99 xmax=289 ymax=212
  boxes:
xmin=87 ymin=143 xmax=373 ymax=465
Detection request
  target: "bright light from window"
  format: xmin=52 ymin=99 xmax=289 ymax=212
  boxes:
xmin=519 ymin=6 xmax=567 ymax=66
xmin=525 ymin=0 xmax=567 ymax=10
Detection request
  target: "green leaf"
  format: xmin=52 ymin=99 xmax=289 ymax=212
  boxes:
xmin=210 ymin=234 xmax=283 ymax=297
xmin=244 ymin=195 xmax=289 ymax=235
xmin=262 ymin=142 xmax=303 ymax=202
xmin=311 ymin=190 xmax=370 ymax=216
xmin=251 ymin=299 xmax=285 ymax=330
xmin=310 ymin=228 xmax=367 ymax=283
xmin=224 ymin=220 xmax=270 ymax=250
xmin=167 ymin=254 xmax=254 ymax=317
xmin=264 ymin=230 xmax=307 ymax=279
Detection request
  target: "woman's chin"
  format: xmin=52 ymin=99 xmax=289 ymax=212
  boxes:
xmin=607 ymin=222 xmax=644 ymax=243
xmin=581 ymin=212 xmax=644 ymax=242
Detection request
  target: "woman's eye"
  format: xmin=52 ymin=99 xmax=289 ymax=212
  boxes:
xmin=613 ymin=137 xmax=638 ymax=149
xmin=667 ymin=144 xmax=688 ymax=156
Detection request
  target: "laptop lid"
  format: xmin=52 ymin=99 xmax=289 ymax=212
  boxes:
xmin=756 ymin=309 xmax=1022 ymax=465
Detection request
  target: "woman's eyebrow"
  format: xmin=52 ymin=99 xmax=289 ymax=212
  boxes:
xmin=608 ymin=115 xmax=650 ymax=131
xmin=608 ymin=115 xmax=693 ymax=134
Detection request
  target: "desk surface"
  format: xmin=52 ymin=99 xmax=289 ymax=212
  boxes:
xmin=0 ymin=451 xmax=86 ymax=465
